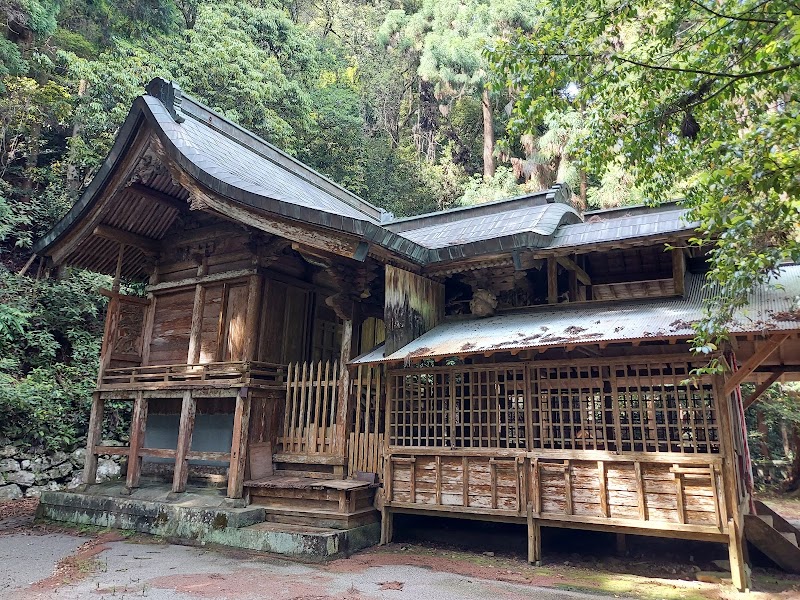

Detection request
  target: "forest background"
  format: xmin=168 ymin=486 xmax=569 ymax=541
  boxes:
xmin=0 ymin=0 xmax=797 ymax=485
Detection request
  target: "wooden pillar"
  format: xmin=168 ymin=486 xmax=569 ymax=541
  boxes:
xmin=714 ymin=373 xmax=751 ymax=591
xmin=126 ymin=391 xmax=148 ymax=489
xmin=672 ymin=248 xmax=685 ymax=296
xmin=172 ymin=390 xmax=196 ymax=493
xmin=547 ymin=257 xmax=558 ymax=304
xmin=98 ymin=244 xmax=124 ymax=385
xmin=615 ymin=533 xmax=627 ymax=555
xmin=728 ymin=518 xmax=749 ymax=592
xmin=186 ymin=256 xmax=208 ymax=365
xmin=380 ymin=507 xmax=394 ymax=545
xmin=83 ymin=392 xmax=104 ymax=485
xmin=527 ymin=503 xmax=541 ymax=565
xmin=227 ymin=387 xmax=251 ymax=499
xmin=335 ymin=317 xmax=354 ymax=458
xmin=242 ymin=273 xmax=262 ymax=362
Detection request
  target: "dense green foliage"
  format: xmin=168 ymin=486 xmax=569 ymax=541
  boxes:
xmin=488 ymin=0 xmax=800 ymax=356
xmin=3 ymin=0 xmax=603 ymax=451
xmin=6 ymin=0 xmax=795 ymax=459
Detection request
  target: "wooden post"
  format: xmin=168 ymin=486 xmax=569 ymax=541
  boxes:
xmin=380 ymin=507 xmax=394 ymax=545
xmin=547 ymin=257 xmax=558 ymax=304
xmin=227 ymin=387 xmax=251 ymax=499
xmin=615 ymin=533 xmax=627 ymax=555
xmin=714 ymin=373 xmax=751 ymax=591
xmin=186 ymin=256 xmax=208 ymax=365
xmin=527 ymin=503 xmax=541 ymax=566
xmin=98 ymin=245 xmax=124 ymax=385
xmin=172 ymin=390 xmax=196 ymax=493
xmin=672 ymin=248 xmax=685 ymax=296
xmin=728 ymin=518 xmax=749 ymax=592
xmin=335 ymin=316 xmax=355 ymax=458
xmin=126 ymin=391 xmax=148 ymax=489
xmin=242 ymin=273 xmax=262 ymax=362
xmin=83 ymin=392 xmax=104 ymax=485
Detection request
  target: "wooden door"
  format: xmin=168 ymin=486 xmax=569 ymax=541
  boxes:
xmin=257 ymin=279 xmax=311 ymax=364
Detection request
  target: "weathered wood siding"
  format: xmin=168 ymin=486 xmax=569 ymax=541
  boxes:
xmin=386 ymin=451 xmax=724 ymax=534
xmin=148 ymin=289 xmax=195 ymax=365
xmin=384 ymin=265 xmax=444 ymax=355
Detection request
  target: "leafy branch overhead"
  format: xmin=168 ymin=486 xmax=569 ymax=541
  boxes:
xmin=489 ymin=0 xmax=800 ymax=355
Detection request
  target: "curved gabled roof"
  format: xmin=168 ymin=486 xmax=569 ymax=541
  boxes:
xmin=34 ymin=79 xmax=697 ymax=268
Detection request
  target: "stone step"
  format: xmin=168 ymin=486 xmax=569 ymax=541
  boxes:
xmin=781 ymin=531 xmax=799 ymax=547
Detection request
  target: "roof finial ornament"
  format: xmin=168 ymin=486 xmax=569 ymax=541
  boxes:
xmin=145 ymin=77 xmax=185 ymax=124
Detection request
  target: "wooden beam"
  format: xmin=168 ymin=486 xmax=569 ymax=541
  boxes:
xmin=94 ymin=225 xmax=159 ymax=256
xmin=742 ymin=372 xmax=782 ymax=410
xmin=127 ymin=182 xmax=186 ymax=213
xmin=724 ymin=333 xmax=790 ymax=394
xmin=556 ymin=255 xmax=591 ymax=286
xmin=147 ymin=268 xmax=256 ymax=293
xmin=172 ymin=390 xmax=196 ymax=493
xmin=547 ymin=257 xmax=558 ymax=304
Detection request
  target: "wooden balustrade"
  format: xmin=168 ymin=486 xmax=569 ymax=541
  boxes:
xmin=98 ymin=361 xmax=286 ymax=390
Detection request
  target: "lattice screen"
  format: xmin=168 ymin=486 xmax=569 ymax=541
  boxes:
xmin=388 ymin=359 xmax=719 ymax=454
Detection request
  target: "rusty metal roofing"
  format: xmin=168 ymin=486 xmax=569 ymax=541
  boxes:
xmin=352 ymin=265 xmax=800 ymax=364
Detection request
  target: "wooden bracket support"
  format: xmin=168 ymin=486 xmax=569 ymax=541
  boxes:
xmin=724 ymin=333 xmax=790 ymax=394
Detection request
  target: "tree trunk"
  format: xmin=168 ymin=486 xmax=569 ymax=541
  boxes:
xmin=66 ymin=79 xmax=88 ymax=192
xmin=579 ymin=170 xmax=588 ymax=208
xmin=481 ymin=86 xmax=495 ymax=180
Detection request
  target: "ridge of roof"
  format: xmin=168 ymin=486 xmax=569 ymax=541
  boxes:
xmin=384 ymin=183 xmax=574 ymax=232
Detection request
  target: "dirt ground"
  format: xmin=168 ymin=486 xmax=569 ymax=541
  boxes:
xmin=2 ymin=498 xmax=800 ymax=600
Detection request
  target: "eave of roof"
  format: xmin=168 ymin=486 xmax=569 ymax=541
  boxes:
xmin=352 ymin=265 xmax=800 ymax=364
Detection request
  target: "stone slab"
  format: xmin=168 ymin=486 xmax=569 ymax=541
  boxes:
xmin=37 ymin=486 xmax=380 ymax=560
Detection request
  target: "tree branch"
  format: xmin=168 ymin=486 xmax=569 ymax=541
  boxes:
xmin=611 ymin=55 xmax=800 ymax=79
xmin=685 ymin=0 xmax=779 ymax=25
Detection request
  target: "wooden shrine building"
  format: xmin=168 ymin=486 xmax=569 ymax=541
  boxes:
xmin=33 ymin=79 xmax=800 ymax=588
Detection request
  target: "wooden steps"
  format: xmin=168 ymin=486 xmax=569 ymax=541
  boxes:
xmin=244 ymin=474 xmax=378 ymax=530
xmin=745 ymin=501 xmax=800 ymax=573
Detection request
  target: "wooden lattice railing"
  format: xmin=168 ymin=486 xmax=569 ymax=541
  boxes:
xmin=348 ymin=364 xmax=385 ymax=477
xmin=279 ymin=361 xmax=340 ymax=455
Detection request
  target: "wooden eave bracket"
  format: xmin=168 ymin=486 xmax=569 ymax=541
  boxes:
xmin=555 ymin=255 xmax=591 ymax=286
xmin=724 ymin=333 xmax=790 ymax=395
xmin=742 ymin=371 xmax=783 ymax=410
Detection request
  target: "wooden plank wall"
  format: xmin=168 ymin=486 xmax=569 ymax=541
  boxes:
xmin=385 ymin=451 xmax=724 ymax=534
xmin=148 ymin=288 xmax=195 ymax=365
xmin=384 ymin=265 xmax=444 ymax=355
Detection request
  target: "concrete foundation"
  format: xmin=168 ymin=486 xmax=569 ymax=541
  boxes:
xmin=37 ymin=482 xmax=380 ymax=560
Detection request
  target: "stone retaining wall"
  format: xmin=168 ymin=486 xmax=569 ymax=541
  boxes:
xmin=0 ymin=439 xmax=125 ymax=500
